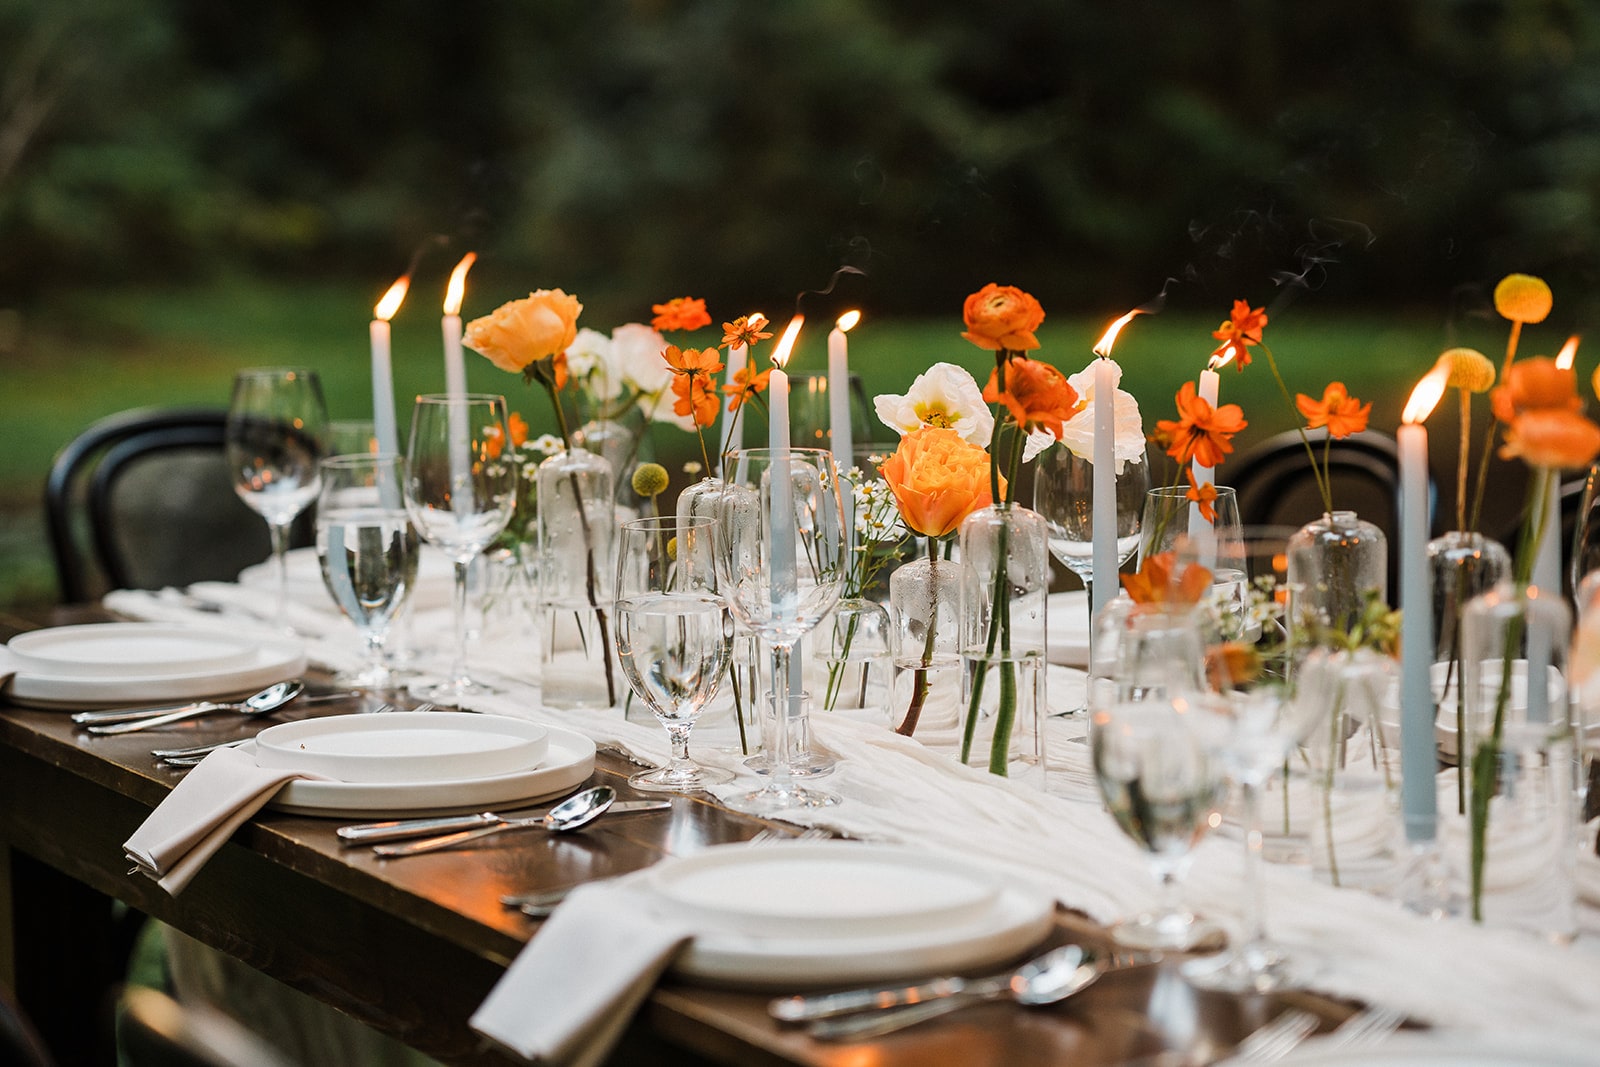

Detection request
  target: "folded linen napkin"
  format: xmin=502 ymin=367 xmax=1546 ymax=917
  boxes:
xmin=123 ymin=746 xmax=325 ymax=895
xmin=470 ymin=882 xmax=693 ymax=1067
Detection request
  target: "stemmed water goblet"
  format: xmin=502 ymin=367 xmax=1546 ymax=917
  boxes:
xmin=614 ymin=515 xmax=735 ymax=792
xmin=1139 ymin=484 xmax=1249 ymax=628
xmin=403 ymin=393 xmax=517 ymax=706
xmin=714 ymin=447 xmax=847 ymax=813
xmin=315 ymin=454 xmax=419 ymax=691
xmin=225 ymin=367 xmax=329 ymax=634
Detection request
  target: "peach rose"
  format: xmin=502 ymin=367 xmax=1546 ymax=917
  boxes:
xmin=879 ymin=426 xmax=1001 ymax=539
xmin=961 ymin=283 xmax=1044 ymax=352
xmin=462 ymin=289 xmax=583 ymax=374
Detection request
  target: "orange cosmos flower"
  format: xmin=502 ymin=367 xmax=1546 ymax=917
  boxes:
xmin=1296 ymin=382 xmax=1371 ymax=439
xmin=1211 ymin=299 xmax=1267 ymax=372
xmin=879 ymin=426 xmax=1001 ymax=539
xmin=1206 ymin=641 xmax=1264 ymax=689
xmin=961 ymin=283 xmax=1045 ymax=352
xmin=1121 ymin=551 xmax=1213 ymax=609
xmin=1185 ymin=472 xmax=1219 ymax=523
xmin=651 ymin=296 xmax=712 ymax=333
xmin=1490 ymin=357 xmax=1582 ymax=424
xmin=484 ymin=411 xmax=531 ymax=459
xmin=1500 ymin=408 xmax=1600 ymax=469
xmin=722 ymin=364 xmax=773 ymax=411
xmin=1154 ymin=381 xmax=1248 ymax=468
xmin=671 ymin=372 xmax=722 ymax=428
xmin=981 ymin=357 xmax=1078 ymax=438
xmin=662 ymin=344 xmax=724 ymax=376
xmin=721 ymin=315 xmax=773 ymax=351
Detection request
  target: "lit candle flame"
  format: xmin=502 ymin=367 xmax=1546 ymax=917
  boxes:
xmin=1402 ymin=364 xmax=1450 ymax=424
xmin=771 ymin=315 xmax=804 ymax=368
xmin=836 ymin=309 xmax=861 ymax=332
xmin=1207 ymin=342 xmax=1238 ymax=371
xmin=374 ymin=276 xmax=409 ymax=322
xmin=1556 ymin=334 xmax=1581 ymax=370
xmin=443 ymin=253 xmax=477 ymax=316
xmin=1093 ymin=309 xmax=1141 ymax=358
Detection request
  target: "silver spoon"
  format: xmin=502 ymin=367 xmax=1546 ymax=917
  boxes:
xmin=806 ymin=945 xmax=1103 ymax=1041
xmin=372 ymin=786 xmax=619 ymax=858
xmin=84 ymin=680 xmax=304 ymax=735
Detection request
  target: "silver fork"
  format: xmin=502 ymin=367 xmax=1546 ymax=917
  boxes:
xmin=1323 ymin=1005 xmax=1404 ymax=1050
xmin=1231 ymin=1009 xmax=1320 ymax=1062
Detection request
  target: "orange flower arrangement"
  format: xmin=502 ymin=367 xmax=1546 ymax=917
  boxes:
xmin=660 ymin=344 xmax=726 ymax=468
xmin=1295 ymin=382 xmax=1372 ymax=439
xmin=1121 ymin=551 xmax=1213 ymax=609
xmin=961 ymin=283 xmax=1044 ymax=351
xmin=1155 ymin=381 xmax=1247 ymax=468
xmin=1493 ymin=359 xmax=1600 ymax=469
xmin=981 ymin=357 xmax=1078 ymax=439
xmin=879 ymin=426 xmax=1001 ymax=540
xmin=651 ymin=296 xmax=712 ymax=333
xmin=1211 ymin=299 xmax=1267 ymax=371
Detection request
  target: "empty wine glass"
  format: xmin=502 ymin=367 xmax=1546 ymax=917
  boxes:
xmin=225 ymin=367 xmax=329 ymax=633
xmin=1139 ymin=484 xmax=1248 ymax=627
xmin=316 ymin=454 xmax=418 ymax=690
xmin=715 ymin=447 xmax=847 ymax=813
xmin=403 ymin=393 xmax=517 ymax=706
xmin=1034 ymin=440 xmax=1149 ymax=712
xmin=614 ymin=516 xmax=734 ymax=792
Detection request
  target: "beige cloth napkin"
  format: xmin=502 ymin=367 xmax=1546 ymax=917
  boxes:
xmin=470 ymin=882 xmax=693 ymax=1067
xmin=123 ymin=746 xmax=323 ymax=895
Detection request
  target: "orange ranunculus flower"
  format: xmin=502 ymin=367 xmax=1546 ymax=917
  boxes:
xmin=1296 ymin=382 xmax=1371 ymax=439
xmin=722 ymin=364 xmax=773 ymax=411
xmin=878 ymin=426 xmax=1001 ymax=539
xmin=1494 ymin=273 xmax=1553 ymax=325
xmin=1500 ymin=409 xmax=1600 ymax=469
xmin=1211 ymin=299 xmax=1267 ymax=373
xmin=961 ymin=283 xmax=1045 ymax=351
xmin=1121 ymin=551 xmax=1213 ymax=609
xmin=1154 ymin=381 xmax=1248 ymax=468
xmin=721 ymin=314 xmax=773 ymax=351
xmin=982 ymin=357 xmax=1078 ymax=438
xmin=651 ymin=296 xmax=712 ymax=333
xmin=1489 ymin=357 xmax=1581 ymax=424
xmin=1186 ymin=472 xmax=1219 ymax=523
xmin=662 ymin=344 xmax=725 ymax=376
xmin=671 ymin=371 xmax=722 ymax=428
xmin=462 ymin=289 xmax=582 ymax=374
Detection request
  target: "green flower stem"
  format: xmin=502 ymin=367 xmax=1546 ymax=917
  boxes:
xmin=987 ymin=424 xmax=1028 ymax=774
xmin=962 ymin=361 xmax=1013 ymax=764
xmin=898 ymin=537 xmax=942 ymax=736
xmin=1258 ymin=341 xmax=1333 ymax=513
xmin=544 ymin=381 xmax=616 ymax=707
xmin=1469 ymin=320 xmax=1524 ymax=532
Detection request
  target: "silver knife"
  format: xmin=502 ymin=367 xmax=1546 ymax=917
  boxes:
xmin=337 ymin=801 xmax=670 ymax=844
xmin=72 ymin=691 xmax=351 ymax=726
xmin=769 ymin=974 xmax=982 ymax=1023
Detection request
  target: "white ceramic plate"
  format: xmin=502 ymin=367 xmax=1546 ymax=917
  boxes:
xmin=1260 ymin=1031 xmax=1600 ymax=1066
xmin=7 ymin=623 xmax=258 ymax=678
xmin=258 ymin=725 xmax=595 ymax=817
xmin=1013 ymin=591 xmax=1090 ymax=668
xmin=3 ymin=635 xmax=307 ymax=710
xmin=253 ymin=712 xmax=550 ymax=783
xmin=646 ymin=842 xmax=1001 ymax=938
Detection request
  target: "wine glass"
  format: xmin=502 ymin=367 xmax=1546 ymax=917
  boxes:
xmin=316 ymin=454 xmax=419 ymax=691
xmin=1034 ymin=440 xmax=1149 ymax=712
xmin=225 ymin=367 xmax=329 ymax=633
xmin=614 ymin=515 xmax=735 ymax=792
xmin=1139 ymin=484 xmax=1249 ymax=628
xmin=1183 ymin=670 xmax=1330 ymax=993
xmin=403 ymin=394 xmax=517 ymax=706
xmin=1090 ymin=604 xmax=1228 ymax=950
xmin=715 ymin=447 xmax=847 ymax=813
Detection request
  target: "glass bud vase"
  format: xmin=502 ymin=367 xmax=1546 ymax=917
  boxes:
xmin=1286 ymin=511 xmax=1388 ymax=633
xmin=957 ymin=503 xmax=1049 ymax=782
xmin=820 ymin=598 xmax=893 ymax=723
xmin=1429 ymin=532 xmax=1512 ymax=661
xmin=535 ymin=447 xmax=618 ymax=709
xmin=888 ymin=553 xmax=963 ymax=737
xmin=1458 ymin=580 xmax=1576 ymax=941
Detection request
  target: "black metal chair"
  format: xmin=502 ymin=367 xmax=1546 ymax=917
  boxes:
xmin=116 ymin=987 xmax=296 ymax=1067
xmin=44 ymin=407 xmax=307 ymax=603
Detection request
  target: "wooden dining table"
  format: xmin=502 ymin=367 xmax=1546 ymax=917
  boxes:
xmin=0 ymin=606 xmax=1360 ymax=1067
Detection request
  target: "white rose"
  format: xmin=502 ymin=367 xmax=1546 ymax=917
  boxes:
xmin=566 ymin=327 xmax=622 ymax=400
xmin=612 ymin=322 xmax=672 ymax=397
xmin=1060 ymin=358 xmax=1145 ymax=473
xmin=872 ymin=362 xmax=994 ymax=445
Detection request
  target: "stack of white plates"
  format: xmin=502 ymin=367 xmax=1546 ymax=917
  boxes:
xmin=1 ymin=622 xmax=307 ymax=709
xmin=634 ymin=841 xmax=1056 ymax=985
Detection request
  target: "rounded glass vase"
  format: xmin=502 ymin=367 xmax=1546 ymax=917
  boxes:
xmin=535 ymin=447 xmax=618 ymax=709
xmin=1285 ymin=511 xmax=1388 ymax=633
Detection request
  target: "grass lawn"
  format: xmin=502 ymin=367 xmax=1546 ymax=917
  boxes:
xmin=0 ymin=277 xmax=1528 ymax=608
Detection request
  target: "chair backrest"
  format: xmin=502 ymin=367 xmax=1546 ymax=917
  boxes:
xmin=1225 ymin=428 xmax=1413 ymax=597
xmin=116 ymin=987 xmax=296 ymax=1067
xmin=45 ymin=407 xmax=304 ymax=603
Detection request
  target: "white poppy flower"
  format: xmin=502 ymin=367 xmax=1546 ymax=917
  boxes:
xmin=565 ymin=328 xmax=621 ymax=400
xmin=873 ymin=362 xmax=994 ymax=444
xmin=1059 ymin=358 xmax=1145 ymax=473
xmin=612 ymin=322 xmax=673 ymax=397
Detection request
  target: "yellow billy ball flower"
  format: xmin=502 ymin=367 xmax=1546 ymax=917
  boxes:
xmin=1437 ymin=348 xmax=1496 ymax=393
xmin=631 ymin=462 xmax=669 ymax=498
xmin=1494 ymin=273 xmax=1553 ymax=324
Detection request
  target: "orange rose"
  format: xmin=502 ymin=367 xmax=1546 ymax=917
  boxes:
xmin=1499 ymin=409 xmax=1600 ymax=469
xmin=879 ymin=426 xmax=1001 ymax=538
xmin=462 ymin=289 xmax=582 ymax=374
xmin=961 ymin=283 xmax=1044 ymax=352
xmin=982 ymin=357 xmax=1078 ymax=438
xmin=1490 ymin=357 xmax=1581 ymax=423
